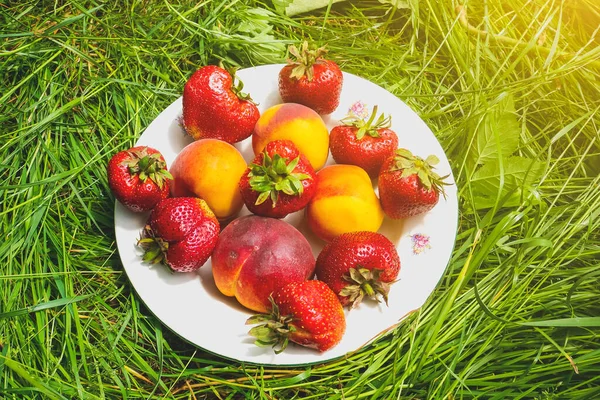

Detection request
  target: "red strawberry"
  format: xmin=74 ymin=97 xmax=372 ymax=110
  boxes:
xmin=138 ymin=197 xmax=220 ymax=273
xmin=330 ymin=105 xmax=399 ymax=176
xmin=107 ymin=146 xmax=172 ymax=213
xmin=239 ymin=140 xmax=317 ymax=219
xmin=246 ymin=280 xmax=346 ymax=353
xmin=315 ymin=231 xmax=400 ymax=308
xmin=378 ymin=149 xmax=450 ymax=219
xmin=182 ymin=65 xmax=259 ymax=144
xmin=278 ymin=42 xmax=343 ymax=115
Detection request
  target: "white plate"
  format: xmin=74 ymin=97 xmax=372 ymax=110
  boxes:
xmin=115 ymin=64 xmax=459 ymax=366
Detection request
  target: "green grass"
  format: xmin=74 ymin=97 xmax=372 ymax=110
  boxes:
xmin=1 ymin=0 xmax=599 ymax=398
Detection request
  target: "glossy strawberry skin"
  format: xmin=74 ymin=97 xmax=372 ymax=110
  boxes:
xmin=378 ymin=155 xmax=440 ymax=219
xmin=329 ymin=126 xmax=398 ymax=176
xmin=272 ymin=280 xmax=346 ymax=352
xmin=239 ymin=140 xmax=317 ymax=219
xmin=279 ymin=59 xmax=343 ymax=115
xmin=315 ymin=231 xmax=400 ymax=306
xmin=146 ymin=197 xmax=219 ymax=272
xmin=107 ymin=146 xmax=170 ymax=213
xmin=182 ymin=65 xmax=259 ymax=144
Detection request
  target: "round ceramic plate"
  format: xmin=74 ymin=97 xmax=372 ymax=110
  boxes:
xmin=114 ymin=64 xmax=458 ymax=366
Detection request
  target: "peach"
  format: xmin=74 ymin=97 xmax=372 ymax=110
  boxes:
xmin=307 ymin=164 xmax=384 ymax=242
xmin=252 ymin=103 xmax=329 ymax=170
xmin=170 ymin=139 xmax=246 ymax=220
xmin=211 ymin=215 xmax=315 ymax=313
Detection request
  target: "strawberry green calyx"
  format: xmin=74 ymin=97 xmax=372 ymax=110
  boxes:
xmin=340 ymin=105 xmax=392 ymax=140
xmin=287 ymin=41 xmax=327 ymax=82
xmin=138 ymin=225 xmax=169 ymax=267
xmin=124 ymin=149 xmax=173 ymax=189
xmin=246 ymin=297 xmax=296 ymax=354
xmin=223 ymin=65 xmax=257 ymax=104
xmin=339 ymin=267 xmax=391 ymax=308
xmin=232 ymin=74 xmax=255 ymax=103
xmin=248 ymin=152 xmax=311 ymax=207
xmin=219 ymin=61 xmax=258 ymax=105
xmin=391 ymin=149 xmax=451 ymax=197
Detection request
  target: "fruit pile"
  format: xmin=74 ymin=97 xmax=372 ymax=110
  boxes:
xmin=107 ymin=42 xmax=450 ymax=354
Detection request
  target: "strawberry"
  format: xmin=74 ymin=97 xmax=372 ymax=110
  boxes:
xmin=107 ymin=146 xmax=172 ymax=213
xmin=329 ymin=106 xmax=398 ymax=176
xmin=278 ymin=42 xmax=343 ymax=115
xmin=315 ymin=231 xmax=400 ymax=308
xmin=378 ymin=149 xmax=450 ymax=219
xmin=182 ymin=65 xmax=259 ymax=144
xmin=239 ymin=140 xmax=316 ymax=219
xmin=138 ymin=197 xmax=220 ymax=273
xmin=246 ymin=280 xmax=345 ymax=353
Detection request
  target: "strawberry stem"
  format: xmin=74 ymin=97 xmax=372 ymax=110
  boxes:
xmin=287 ymin=41 xmax=327 ymax=82
xmin=248 ymin=151 xmax=311 ymax=208
xmin=232 ymin=74 xmax=256 ymax=104
xmin=339 ymin=267 xmax=391 ymax=308
xmin=138 ymin=225 xmax=169 ymax=267
xmin=246 ymin=297 xmax=296 ymax=354
xmin=124 ymin=148 xmax=172 ymax=189
xmin=339 ymin=105 xmax=392 ymax=140
xmin=390 ymin=148 xmax=452 ymax=198
xmin=362 ymin=282 xmax=375 ymax=297
xmin=224 ymin=66 xmax=257 ymax=105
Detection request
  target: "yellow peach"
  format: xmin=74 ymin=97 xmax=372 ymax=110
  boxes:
xmin=307 ymin=164 xmax=384 ymax=242
xmin=170 ymin=139 xmax=246 ymax=220
xmin=252 ymin=103 xmax=329 ymax=170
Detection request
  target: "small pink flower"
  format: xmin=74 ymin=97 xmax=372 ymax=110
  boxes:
xmin=410 ymin=233 xmax=431 ymax=255
xmin=348 ymin=101 xmax=369 ymax=119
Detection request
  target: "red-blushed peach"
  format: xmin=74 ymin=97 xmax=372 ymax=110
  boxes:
xmin=170 ymin=139 xmax=246 ymax=220
xmin=306 ymin=164 xmax=384 ymax=242
xmin=211 ymin=215 xmax=316 ymax=313
xmin=252 ymin=103 xmax=329 ymax=170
